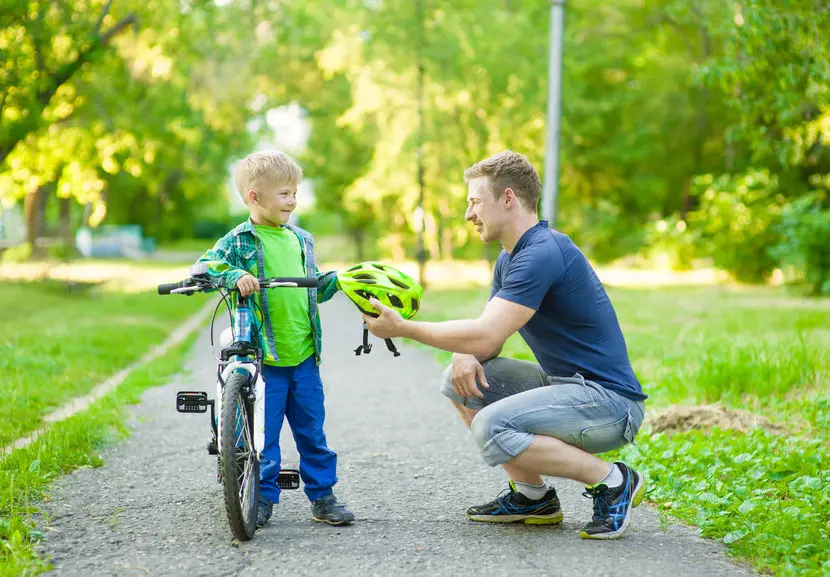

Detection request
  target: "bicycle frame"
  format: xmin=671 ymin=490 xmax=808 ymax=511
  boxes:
xmin=163 ymin=264 xmax=315 ymax=486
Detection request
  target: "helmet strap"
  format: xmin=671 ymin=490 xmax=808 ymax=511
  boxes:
xmin=354 ymin=321 xmax=373 ymax=356
xmin=384 ymin=338 xmax=401 ymax=357
xmin=353 ymin=321 xmax=401 ymax=357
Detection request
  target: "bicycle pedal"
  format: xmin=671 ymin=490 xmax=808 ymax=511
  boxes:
xmin=277 ymin=469 xmax=301 ymax=490
xmin=176 ymin=391 xmax=208 ymax=413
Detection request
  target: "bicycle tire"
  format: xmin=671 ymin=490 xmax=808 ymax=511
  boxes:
xmin=220 ymin=371 xmax=260 ymax=541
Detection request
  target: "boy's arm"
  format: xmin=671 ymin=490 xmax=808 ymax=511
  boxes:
xmin=315 ymin=267 xmax=339 ymax=303
xmin=197 ymin=235 xmax=249 ymax=290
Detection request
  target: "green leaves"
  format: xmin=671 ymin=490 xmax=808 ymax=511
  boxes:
xmin=620 ymin=428 xmax=829 ymax=575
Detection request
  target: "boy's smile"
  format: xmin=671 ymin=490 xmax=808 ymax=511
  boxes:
xmin=249 ymin=183 xmax=298 ymax=227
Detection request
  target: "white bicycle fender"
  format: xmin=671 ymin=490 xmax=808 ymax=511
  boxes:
xmin=216 ymin=362 xmax=265 ymax=460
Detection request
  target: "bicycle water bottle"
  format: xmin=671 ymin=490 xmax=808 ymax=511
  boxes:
xmin=234 ymin=305 xmax=253 ymax=343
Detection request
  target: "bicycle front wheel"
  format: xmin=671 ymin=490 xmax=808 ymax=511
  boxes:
xmin=220 ymin=371 xmax=260 ymax=541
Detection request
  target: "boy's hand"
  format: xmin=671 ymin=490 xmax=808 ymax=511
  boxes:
xmin=236 ymin=274 xmax=260 ymax=296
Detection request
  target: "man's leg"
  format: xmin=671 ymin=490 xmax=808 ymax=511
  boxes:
xmin=450 ymin=399 xmax=544 ymax=486
xmin=469 ymin=376 xmax=646 ymax=538
xmin=442 ymin=360 xmax=562 ymax=523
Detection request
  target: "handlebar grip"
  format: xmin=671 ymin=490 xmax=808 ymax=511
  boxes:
xmin=158 ymin=281 xmax=184 ymax=295
xmin=266 ymin=277 xmax=317 ymax=288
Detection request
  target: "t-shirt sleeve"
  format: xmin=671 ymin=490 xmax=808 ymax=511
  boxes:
xmin=495 ymin=243 xmax=564 ymax=310
xmin=489 ymin=252 xmax=506 ymax=300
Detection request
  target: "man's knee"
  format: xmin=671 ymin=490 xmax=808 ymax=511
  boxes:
xmin=470 ymin=406 xmax=499 ymax=450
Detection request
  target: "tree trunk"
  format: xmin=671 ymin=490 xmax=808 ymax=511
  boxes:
xmin=350 ymin=228 xmax=365 ymax=262
xmin=59 ymin=197 xmax=75 ymax=261
xmin=24 ymin=184 xmax=49 ymax=258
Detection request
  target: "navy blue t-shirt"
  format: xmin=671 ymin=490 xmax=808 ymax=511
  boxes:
xmin=492 ymin=221 xmax=646 ymax=401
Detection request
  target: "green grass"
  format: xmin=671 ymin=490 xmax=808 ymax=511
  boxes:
xmin=417 ymin=285 xmax=830 ymax=576
xmin=0 ymin=336 xmax=198 ymax=576
xmin=0 ymin=280 xmax=205 ymax=448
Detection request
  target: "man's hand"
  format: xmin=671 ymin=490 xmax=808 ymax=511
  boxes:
xmin=451 ymin=353 xmax=490 ymax=399
xmin=362 ymin=297 xmax=406 ymax=338
xmin=236 ymin=274 xmax=260 ymax=297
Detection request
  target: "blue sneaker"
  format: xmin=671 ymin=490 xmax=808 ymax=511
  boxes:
xmin=579 ymin=462 xmax=645 ymax=539
xmin=467 ymin=481 xmax=563 ymax=524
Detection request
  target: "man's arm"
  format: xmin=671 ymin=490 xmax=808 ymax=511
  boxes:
xmin=365 ymin=296 xmax=535 ymax=357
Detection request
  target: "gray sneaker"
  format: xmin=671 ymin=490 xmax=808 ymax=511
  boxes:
xmin=311 ymin=494 xmax=355 ymax=526
xmin=256 ymin=497 xmax=273 ymax=528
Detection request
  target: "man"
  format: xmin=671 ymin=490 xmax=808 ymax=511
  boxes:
xmin=363 ymin=150 xmax=647 ymax=539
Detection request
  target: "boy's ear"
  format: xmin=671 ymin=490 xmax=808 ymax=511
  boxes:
xmin=246 ymin=189 xmax=257 ymax=205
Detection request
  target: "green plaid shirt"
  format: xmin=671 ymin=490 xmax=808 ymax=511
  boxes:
xmin=196 ymin=218 xmax=339 ymax=364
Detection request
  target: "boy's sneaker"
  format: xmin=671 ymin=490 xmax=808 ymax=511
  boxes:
xmin=256 ymin=497 xmax=273 ymax=528
xmin=579 ymin=461 xmax=646 ymax=539
xmin=467 ymin=481 xmax=564 ymax=524
xmin=311 ymin=494 xmax=355 ymax=526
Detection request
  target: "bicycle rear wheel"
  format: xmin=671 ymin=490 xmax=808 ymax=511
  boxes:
xmin=220 ymin=371 xmax=260 ymax=541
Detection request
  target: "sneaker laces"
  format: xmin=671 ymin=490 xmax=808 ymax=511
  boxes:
xmin=583 ymin=485 xmax=611 ymax=522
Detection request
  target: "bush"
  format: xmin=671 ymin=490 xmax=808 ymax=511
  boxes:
xmin=689 ymin=171 xmax=784 ymax=282
xmin=642 ymin=216 xmax=700 ymax=270
xmin=0 ymin=242 xmax=33 ymax=263
xmin=771 ymin=194 xmax=830 ymax=296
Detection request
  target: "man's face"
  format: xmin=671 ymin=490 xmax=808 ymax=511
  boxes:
xmin=465 ymin=176 xmax=504 ymax=242
xmin=251 ymin=182 xmax=298 ymax=226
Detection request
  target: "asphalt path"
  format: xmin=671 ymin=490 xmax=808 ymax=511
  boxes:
xmin=39 ymin=293 xmax=754 ymax=576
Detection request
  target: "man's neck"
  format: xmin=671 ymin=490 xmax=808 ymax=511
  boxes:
xmin=500 ymin=213 xmax=541 ymax=253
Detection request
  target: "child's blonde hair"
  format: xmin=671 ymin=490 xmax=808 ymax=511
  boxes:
xmin=234 ymin=151 xmax=302 ymax=202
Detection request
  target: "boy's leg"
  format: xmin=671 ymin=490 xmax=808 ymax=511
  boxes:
xmin=259 ymin=364 xmax=290 ymax=505
xmin=284 ymin=356 xmax=338 ymax=503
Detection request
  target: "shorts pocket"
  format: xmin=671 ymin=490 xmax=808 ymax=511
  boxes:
xmin=579 ymin=411 xmax=634 ymax=454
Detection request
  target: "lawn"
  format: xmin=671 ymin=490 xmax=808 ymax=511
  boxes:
xmin=0 ymin=279 xmax=208 ymax=575
xmin=0 ymin=280 xmax=205 ymax=447
xmin=417 ymin=285 xmax=830 ymax=577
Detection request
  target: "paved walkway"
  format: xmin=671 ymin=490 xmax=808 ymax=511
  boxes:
xmin=39 ymin=293 xmax=754 ymax=576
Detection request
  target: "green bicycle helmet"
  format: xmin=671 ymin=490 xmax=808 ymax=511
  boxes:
xmin=337 ymin=262 xmax=424 ymax=319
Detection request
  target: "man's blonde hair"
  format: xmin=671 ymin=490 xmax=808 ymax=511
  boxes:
xmin=234 ymin=151 xmax=302 ymax=201
xmin=464 ymin=150 xmax=541 ymax=211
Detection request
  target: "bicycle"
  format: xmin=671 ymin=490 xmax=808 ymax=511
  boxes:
xmin=158 ymin=262 xmax=316 ymax=541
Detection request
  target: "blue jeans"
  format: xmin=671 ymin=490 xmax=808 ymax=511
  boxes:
xmin=259 ymin=356 xmax=338 ymax=503
xmin=440 ymin=357 xmax=645 ymax=466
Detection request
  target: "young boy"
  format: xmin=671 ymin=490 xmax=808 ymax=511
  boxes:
xmin=196 ymin=151 xmax=354 ymax=527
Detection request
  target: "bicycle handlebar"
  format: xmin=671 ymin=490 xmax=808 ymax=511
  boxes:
xmin=157 ymin=276 xmax=317 ymax=295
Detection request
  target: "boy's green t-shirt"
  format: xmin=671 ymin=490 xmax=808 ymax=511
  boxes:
xmin=254 ymin=225 xmax=314 ymax=366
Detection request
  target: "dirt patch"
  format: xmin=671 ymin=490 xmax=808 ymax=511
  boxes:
xmin=648 ymin=404 xmax=785 ymax=435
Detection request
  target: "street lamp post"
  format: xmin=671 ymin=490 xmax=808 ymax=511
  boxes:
xmin=542 ymin=0 xmax=565 ymax=229
xmin=415 ymin=0 xmax=427 ymax=286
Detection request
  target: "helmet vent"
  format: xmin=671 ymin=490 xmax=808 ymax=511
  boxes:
xmin=388 ymin=277 xmax=408 ymax=289
xmin=355 ymin=289 xmax=373 ymax=300
xmin=387 ymin=294 xmax=404 ymax=308
xmin=347 ymin=264 xmax=363 ymax=272
xmin=371 ymin=263 xmax=388 ymax=271
xmin=353 ymin=273 xmax=376 ymax=283
xmin=411 ymin=298 xmax=419 ymax=312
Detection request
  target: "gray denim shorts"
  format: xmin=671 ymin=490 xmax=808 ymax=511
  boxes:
xmin=440 ymin=357 xmax=645 ymax=466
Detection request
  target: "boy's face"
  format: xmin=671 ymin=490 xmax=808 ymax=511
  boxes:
xmin=249 ymin=181 xmax=298 ymax=226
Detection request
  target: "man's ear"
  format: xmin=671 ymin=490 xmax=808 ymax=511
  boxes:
xmin=503 ymin=187 xmax=516 ymax=207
